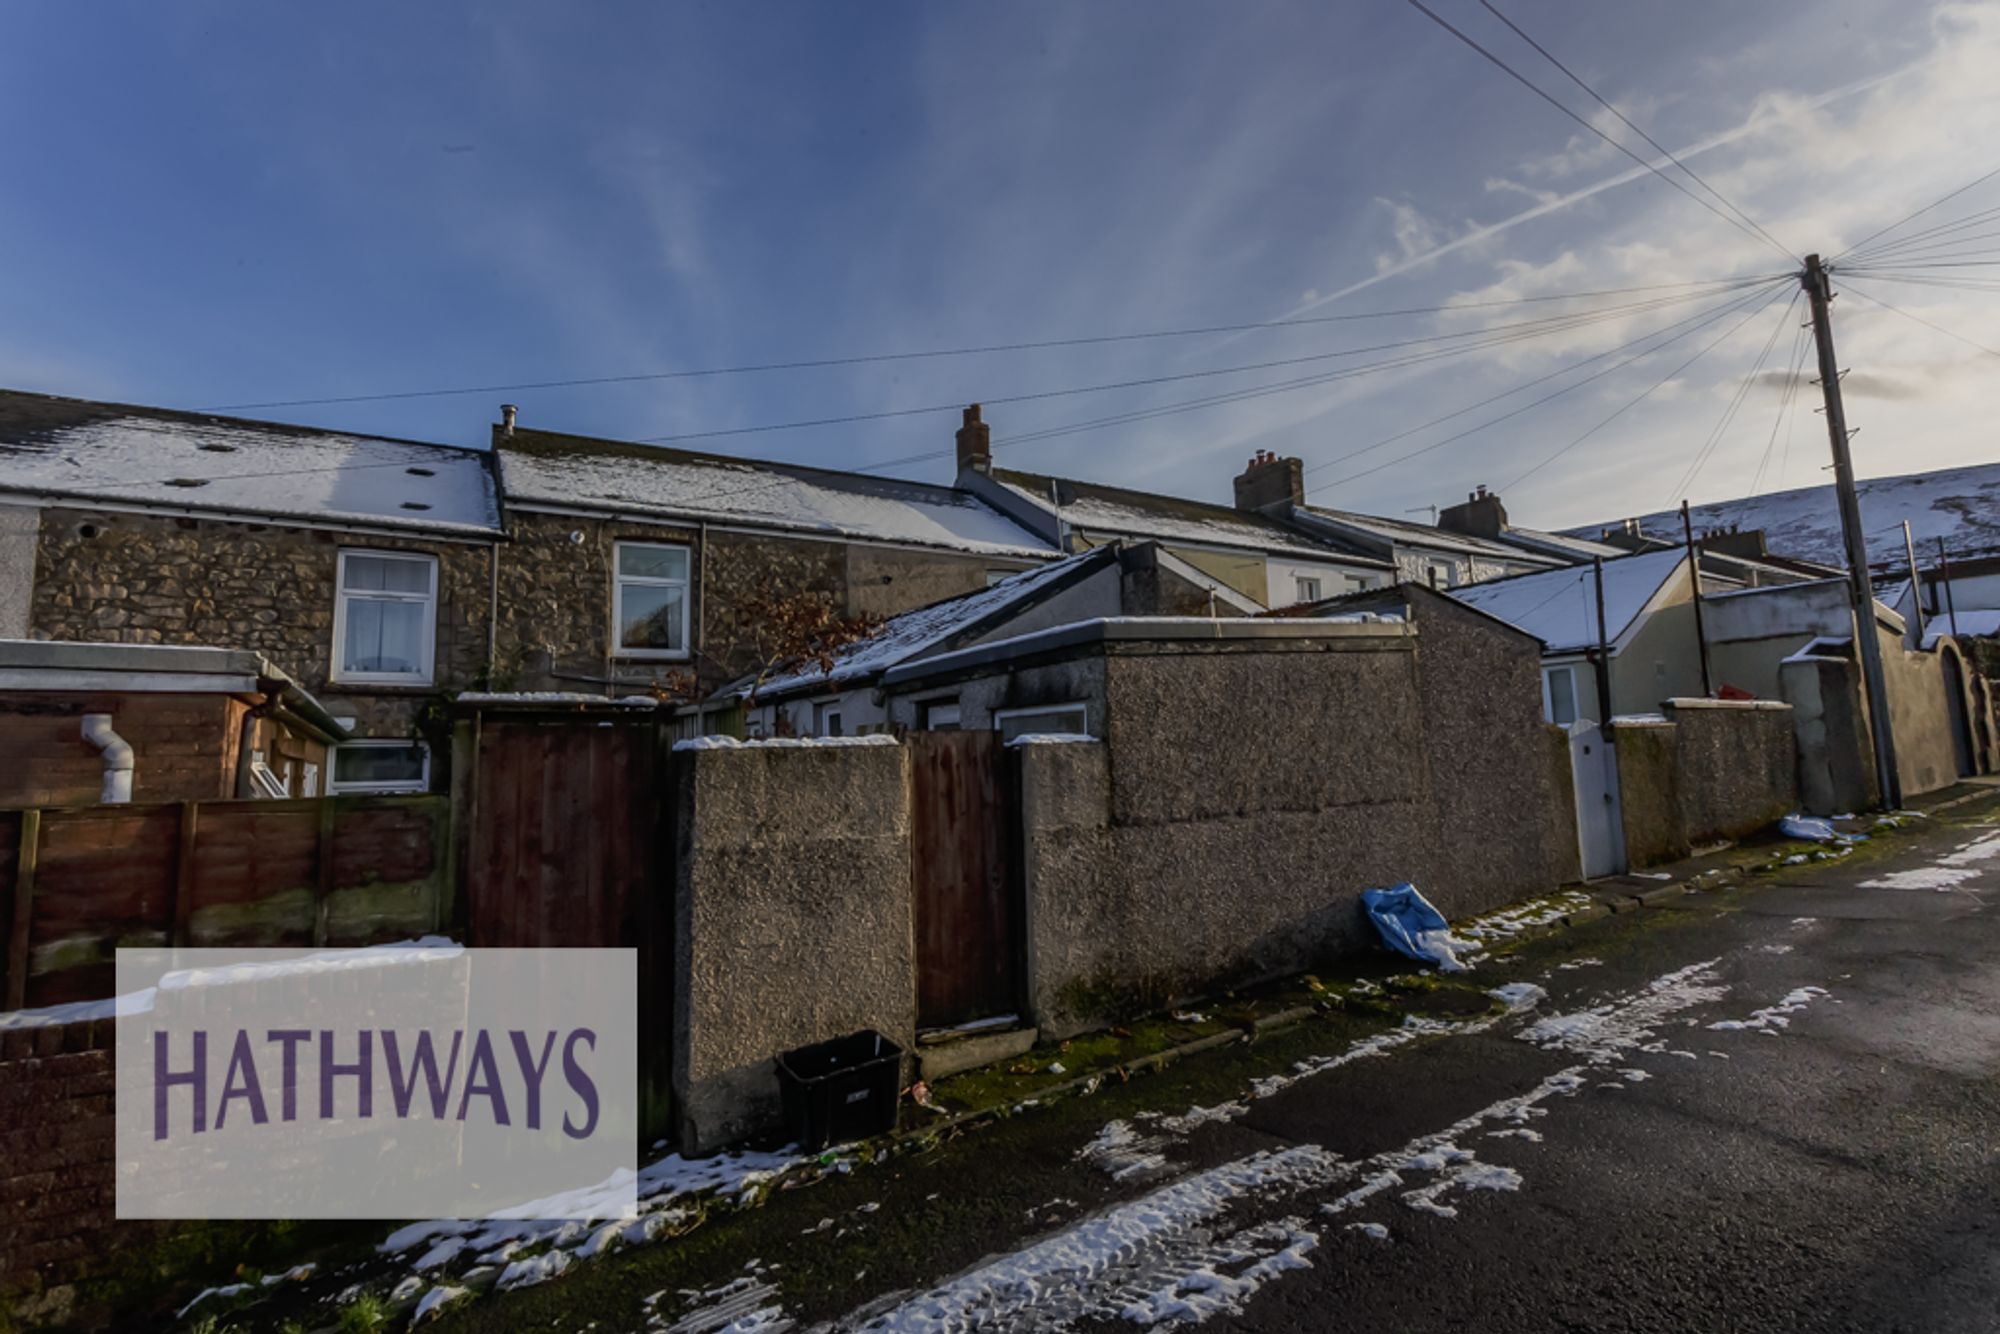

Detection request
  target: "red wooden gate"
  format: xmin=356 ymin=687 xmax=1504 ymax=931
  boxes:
xmin=908 ymin=731 xmax=1021 ymax=1029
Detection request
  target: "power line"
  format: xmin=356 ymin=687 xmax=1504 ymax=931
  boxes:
xmin=1296 ymin=280 xmax=1790 ymax=483
xmin=1664 ymin=289 xmax=1800 ymax=503
xmin=193 ymin=274 xmax=1779 ymax=413
xmin=633 ymin=282 xmax=1782 ymax=447
xmin=1837 ymin=278 xmax=2000 ymax=358
xmin=1500 ymin=282 xmax=1793 ymax=492
xmin=1399 ymin=0 xmax=1799 ymax=265
xmin=1748 ymin=317 xmax=1813 ymax=497
xmin=1308 ymin=281 xmax=1787 ymax=493
xmin=994 ymin=280 xmax=1783 ymax=454
xmin=1840 ymin=203 xmax=2000 ymax=263
xmin=1831 ymin=163 xmax=2000 ymax=262
xmin=1474 ymin=0 xmax=1798 ymax=263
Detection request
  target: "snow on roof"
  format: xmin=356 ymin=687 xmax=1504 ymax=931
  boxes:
xmin=1561 ymin=459 xmax=2000 ymax=571
xmin=1297 ymin=505 xmax=1553 ymax=564
xmin=736 ymin=548 xmax=1108 ymax=699
xmin=1922 ymin=608 xmax=2000 ymax=649
xmin=1446 ymin=548 xmax=1686 ymax=653
xmin=988 ymin=468 xmax=1387 ymax=565
xmin=500 ymin=431 xmax=1054 ymax=558
xmin=0 ymin=391 xmax=499 ymax=534
xmin=1493 ymin=525 xmax=1627 ymax=562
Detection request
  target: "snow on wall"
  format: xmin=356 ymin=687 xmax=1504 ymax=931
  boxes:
xmin=0 ymin=412 xmax=501 ymax=533
xmin=1562 ymin=460 xmax=2000 ymax=570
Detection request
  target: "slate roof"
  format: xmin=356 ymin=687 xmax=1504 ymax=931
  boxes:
xmin=1294 ymin=504 xmax=1560 ymax=565
xmin=733 ymin=545 xmax=1117 ymax=700
xmin=1445 ymin=548 xmax=1688 ymax=654
xmin=985 ymin=467 xmax=1390 ymax=566
xmin=500 ymin=428 xmax=1055 ymax=558
xmin=0 ymin=389 xmax=500 ymax=535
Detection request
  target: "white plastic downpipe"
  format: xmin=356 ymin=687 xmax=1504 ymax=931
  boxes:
xmin=80 ymin=713 xmax=134 ymax=804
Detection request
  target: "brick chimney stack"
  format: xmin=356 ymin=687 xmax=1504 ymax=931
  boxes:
xmin=1438 ymin=484 xmax=1508 ymax=539
xmin=955 ymin=404 xmax=991 ymax=475
xmin=1232 ymin=449 xmax=1304 ymax=514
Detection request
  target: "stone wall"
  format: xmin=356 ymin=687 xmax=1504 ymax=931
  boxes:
xmin=670 ymin=741 xmax=915 ymax=1152
xmin=29 ymin=507 xmax=492 ymax=741
xmin=496 ymin=510 xmax=1029 ymax=697
xmin=0 ymin=501 xmax=35 ymax=639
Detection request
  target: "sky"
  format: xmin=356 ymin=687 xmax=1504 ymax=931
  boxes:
xmin=3 ymin=2 xmax=1997 ymax=533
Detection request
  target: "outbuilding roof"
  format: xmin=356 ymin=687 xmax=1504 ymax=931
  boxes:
xmin=1293 ymin=504 xmax=1560 ymax=565
xmin=499 ymin=428 xmax=1056 ymax=558
xmin=0 ymin=389 xmax=500 ymax=536
xmin=1445 ymin=548 xmax=1687 ymax=654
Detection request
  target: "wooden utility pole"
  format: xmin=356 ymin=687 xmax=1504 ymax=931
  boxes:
xmin=1902 ymin=520 xmax=1926 ymax=645
xmin=1802 ymin=254 xmax=1900 ymax=808
xmin=1680 ymin=500 xmax=1713 ymax=697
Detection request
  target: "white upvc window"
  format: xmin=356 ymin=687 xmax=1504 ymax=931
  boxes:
xmin=333 ymin=550 xmax=439 ymax=684
xmin=329 ymin=739 xmax=432 ymax=794
xmin=614 ymin=542 xmax=691 ymax=659
xmin=1543 ymin=665 xmax=1580 ymax=726
xmin=1425 ymin=558 xmax=1459 ymax=589
xmin=993 ymin=702 xmax=1089 ymax=743
xmin=1295 ymin=575 xmax=1322 ymax=605
xmin=924 ymin=700 xmax=962 ymax=731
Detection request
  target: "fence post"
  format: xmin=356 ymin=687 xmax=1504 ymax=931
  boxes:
xmin=5 ymin=809 xmax=40 ymax=1011
xmin=169 ymin=801 xmax=199 ymax=949
xmin=314 ymin=798 xmax=337 ymax=947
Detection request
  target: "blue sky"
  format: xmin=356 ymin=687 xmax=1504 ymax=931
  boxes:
xmin=4 ymin=2 xmax=1996 ymax=531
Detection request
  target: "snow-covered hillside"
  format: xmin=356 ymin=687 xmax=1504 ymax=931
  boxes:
xmin=1561 ymin=460 xmax=2000 ymax=572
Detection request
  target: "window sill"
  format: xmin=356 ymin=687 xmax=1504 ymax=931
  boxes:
xmin=323 ymin=680 xmax=439 ymax=694
xmin=613 ymin=651 xmax=692 ymax=663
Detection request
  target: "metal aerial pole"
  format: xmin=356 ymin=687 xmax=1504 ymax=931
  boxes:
xmin=1801 ymin=254 xmax=1901 ymax=809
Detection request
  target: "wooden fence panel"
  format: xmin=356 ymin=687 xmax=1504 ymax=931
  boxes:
xmin=0 ymin=795 xmax=449 ymax=1012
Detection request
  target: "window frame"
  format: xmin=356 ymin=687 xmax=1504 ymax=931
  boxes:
xmin=1543 ymin=665 xmax=1580 ymax=726
xmin=328 ymin=739 xmax=433 ymax=795
xmin=1294 ymin=575 xmax=1323 ymax=605
xmin=1425 ymin=557 xmax=1459 ymax=589
xmin=612 ymin=540 xmax=693 ymax=661
xmin=992 ymin=701 xmax=1090 ymax=742
xmin=331 ymin=549 xmax=439 ymax=686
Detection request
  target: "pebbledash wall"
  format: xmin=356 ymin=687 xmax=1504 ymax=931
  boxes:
xmin=1012 ymin=620 xmax=1578 ymax=1038
xmin=1610 ymin=700 xmax=1799 ymax=868
xmin=28 ymin=507 xmax=494 ymax=740
xmin=670 ymin=740 xmax=915 ymax=1153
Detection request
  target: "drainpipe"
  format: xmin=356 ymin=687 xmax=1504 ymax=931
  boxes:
xmin=80 ymin=714 xmax=134 ymax=804
xmin=233 ymin=687 xmax=282 ymax=798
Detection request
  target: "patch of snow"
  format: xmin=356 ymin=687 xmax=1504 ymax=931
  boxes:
xmin=1005 ymin=732 xmax=1100 ymax=747
xmin=1489 ymin=982 xmax=1547 ymax=1012
xmin=411 ymin=1285 xmax=469 ymax=1324
xmin=1077 ymin=1120 xmax=1170 ymax=1182
xmin=1346 ymin=1221 xmax=1391 ymax=1241
xmin=495 ymin=1248 xmax=571 ymax=1293
xmin=1115 ymin=1221 xmax=1319 ymax=1327
xmin=455 ymin=691 xmax=659 ymax=707
xmin=1708 ymin=986 xmax=1829 ymax=1033
xmin=674 ymin=734 xmax=899 ymax=752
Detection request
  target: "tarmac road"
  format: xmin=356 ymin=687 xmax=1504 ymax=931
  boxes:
xmin=441 ymin=794 xmax=2000 ymax=1334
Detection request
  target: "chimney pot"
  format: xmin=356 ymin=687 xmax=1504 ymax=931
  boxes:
xmin=501 ymin=403 xmax=518 ymax=435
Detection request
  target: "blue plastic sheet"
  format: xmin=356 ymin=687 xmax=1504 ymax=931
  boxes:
xmin=1361 ymin=882 xmax=1468 ymax=971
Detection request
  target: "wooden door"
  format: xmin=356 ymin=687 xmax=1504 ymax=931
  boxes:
xmin=908 ymin=731 xmax=1020 ymax=1029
